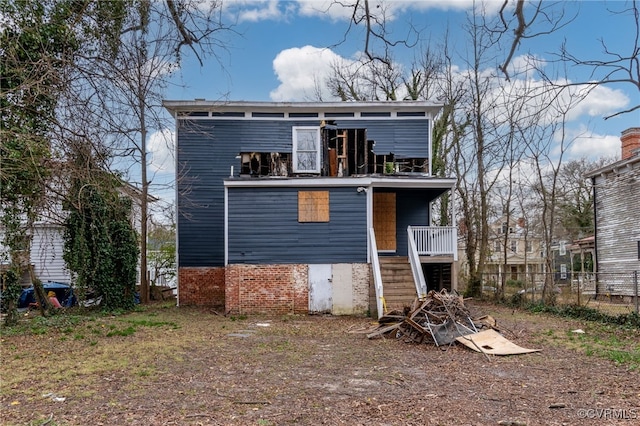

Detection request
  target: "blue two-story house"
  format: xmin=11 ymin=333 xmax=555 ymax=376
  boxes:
xmin=163 ymin=101 xmax=458 ymax=317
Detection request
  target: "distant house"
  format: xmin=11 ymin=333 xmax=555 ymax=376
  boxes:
xmin=0 ymin=183 xmax=154 ymax=287
xmin=484 ymin=216 xmax=545 ymax=285
xmin=585 ymin=127 xmax=640 ymax=297
xmin=550 ymin=240 xmax=572 ymax=285
xmin=163 ymin=101 xmax=458 ymax=317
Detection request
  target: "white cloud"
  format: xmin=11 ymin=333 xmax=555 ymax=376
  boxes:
xmin=563 ymin=83 xmax=631 ymax=120
xmin=235 ymin=1 xmax=285 ymax=22
xmin=222 ymin=0 xmax=299 ymax=23
xmin=567 ymin=129 xmax=621 ymax=161
xmin=269 ymin=45 xmax=347 ymax=101
xmin=223 ymin=0 xmax=498 ymax=24
xmin=148 ymin=128 xmax=175 ymax=174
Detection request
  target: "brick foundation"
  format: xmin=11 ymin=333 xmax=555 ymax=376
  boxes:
xmin=178 ymin=267 xmax=225 ymax=308
xmin=225 ymin=264 xmax=309 ymax=315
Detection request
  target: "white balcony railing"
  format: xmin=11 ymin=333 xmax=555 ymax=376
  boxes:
xmin=407 ymin=227 xmax=428 ymax=299
xmin=408 ymin=226 xmax=458 ymax=260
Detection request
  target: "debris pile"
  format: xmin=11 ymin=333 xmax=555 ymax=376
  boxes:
xmin=366 ymin=289 xmax=540 ymax=356
xmin=367 ymin=289 xmax=481 ymax=346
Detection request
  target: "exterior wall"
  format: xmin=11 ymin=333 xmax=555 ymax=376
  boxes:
xmin=178 ymin=267 xmax=225 ymax=307
xmin=176 ymin=116 xmax=433 ymax=268
xmin=227 ymin=186 xmax=367 ymax=264
xmin=31 ymin=226 xmax=71 ymax=283
xmin=593 ymin=160 xmax=640 ymax=288
xmin=224 ymin=263 xmax=371 ymax=315
xmin=0 ymin=225 xmax=71 ymax=285
xmin=397 ymin=189 xmax=433 ymax=252
xmin=331 ymin=263 xmax=370 ymax=315
xmin=225 ymin=263 xmax=309 ymax=315
xmin=177 ymin=120 xmax=241 ymax=268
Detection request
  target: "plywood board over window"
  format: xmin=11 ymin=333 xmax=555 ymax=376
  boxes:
xmin=299 ymin=191 xmax=329 ymax=222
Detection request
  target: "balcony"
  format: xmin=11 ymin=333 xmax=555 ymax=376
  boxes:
xmin=408 ymin=226 xmax=458 ymax=260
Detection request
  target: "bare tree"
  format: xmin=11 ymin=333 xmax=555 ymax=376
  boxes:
xmin=59 ymin=1 xmax=232 ymax=304
xmin=553 ymin=1 xmax=640 ymax=118
xmin=521 ymin=86 xmax=591 ymax=302
xmin=2 ymin=0 xmax=234 ymax=307
xmin=327 ymin=54 xmax=404 ymax=101
xmin=555 ymin=157 xmax=612 ymax=241
xmin=451 ymin=10 xmax=522 ymax=297
xmin=491 ymin=0 xmax=573 ymax=81
xmin=329 ymin=0 xmax=419 ymax=67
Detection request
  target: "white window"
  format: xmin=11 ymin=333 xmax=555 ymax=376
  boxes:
xmin=560 ymin=264 xmax=567 ymax=279
xmin=292 ymin=127 xmax=321 ymax=173
xmin=559 ymin=241 xmax=566 ymax=256
xmin=510 ymin=240 xmax=517 ymax=253
xmin=526 ymin=240 xmax=533 ymax=253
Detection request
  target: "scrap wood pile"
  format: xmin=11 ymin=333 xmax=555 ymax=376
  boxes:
xmin=367 ymin=289 xmax=492 ymax=346
xmin=366 ymin=289 xmax=540 ymax=356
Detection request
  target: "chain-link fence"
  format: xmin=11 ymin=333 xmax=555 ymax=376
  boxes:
xmin=479 ymin=271 xmax=640 ymax=316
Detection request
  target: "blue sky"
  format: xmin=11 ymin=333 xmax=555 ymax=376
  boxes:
xmin=149 ymin=0 xmax=639 ymax=203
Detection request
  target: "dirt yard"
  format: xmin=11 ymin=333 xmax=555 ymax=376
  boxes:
xmin=1 ymin=300 xmax=639 ymax=425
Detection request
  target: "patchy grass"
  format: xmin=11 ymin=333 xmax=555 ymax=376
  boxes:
xmin=475 ymin=301 xmax=640 ymax=370
xmin=0 ymin=302 xmax=184 ymax=400
xmin=2 ymin=301 xmax=640 ymax=426
xmin=535 ymin=320 xmax=640 ymax=370
xmin=523 ymin=301 xmax=640 ymax=328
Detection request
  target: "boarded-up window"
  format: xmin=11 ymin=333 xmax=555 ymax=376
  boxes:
xmin=298 ymin=191 xmax=329 ymax=222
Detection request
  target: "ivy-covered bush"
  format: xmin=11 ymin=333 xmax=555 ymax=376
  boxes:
xmin=64 ymin=183 xmax=139 ymax=312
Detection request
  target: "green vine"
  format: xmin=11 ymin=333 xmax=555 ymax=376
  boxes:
xmin=1 ymin=268 xmax=22 ymax=326
xmin=64 ymin=186 xmax=139 ymax=312
xmin=63 ymin=146 xmax=139 ymax=312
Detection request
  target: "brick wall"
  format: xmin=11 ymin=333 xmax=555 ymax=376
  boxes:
xmin=225 ymin=264 xmax=309 ymax=315
xmin=351 ymin=263 xmax=371 ymax=315
xmin=178 ymin=267 xmax=225 ymax=308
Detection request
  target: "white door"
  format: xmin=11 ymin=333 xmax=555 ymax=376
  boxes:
xmin=309 ymin=264 xmax=332 ymax=313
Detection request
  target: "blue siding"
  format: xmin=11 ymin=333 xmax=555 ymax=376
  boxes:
xmin=396 ymin=189 xmax=430 ymax=256
xmin=236 ymin=120 xmax=317 ymax=152
xmin=177 ymin=120 xmax=231 ymax=267
xmin=228 ymin=187 xmax=367 ymax=264
xmin=336 ymin=119 xmax=429 ymax=158
xmin=177 ymin=119 xmax=320 ymax=267
xmin=177 ymin=116 xmax=432 ymax=267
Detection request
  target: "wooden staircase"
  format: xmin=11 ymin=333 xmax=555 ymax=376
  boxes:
xmin=378 ymin=256 xmax=419 ymax=311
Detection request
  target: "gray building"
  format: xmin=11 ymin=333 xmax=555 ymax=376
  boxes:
xmin=586 ymin=127 xmax=640 ymax=297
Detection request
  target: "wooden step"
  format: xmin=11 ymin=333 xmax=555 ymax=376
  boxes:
xmin=378 ymin=256 xmax=409 ymax=264
xmin=377 ymin=256 xmax=418 ymax=309
xmin=381 ymin=275 xmax=413 ymax=283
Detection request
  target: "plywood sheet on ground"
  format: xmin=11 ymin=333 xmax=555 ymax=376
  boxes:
xmin=456 ymin=329 xmax=540 ymax=355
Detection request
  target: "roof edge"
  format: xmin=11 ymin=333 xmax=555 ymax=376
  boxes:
xmin=162 ymin=100 xmax=444 ymax=114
